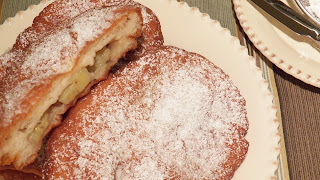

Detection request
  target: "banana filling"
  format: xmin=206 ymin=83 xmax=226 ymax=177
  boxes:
xmin=58 ymin=68 xmax=91 ymax=104
xmin=27 ymin=46 xmax=111 ymax=143
xmin=28 ymin=113 xmax=50 ymax=143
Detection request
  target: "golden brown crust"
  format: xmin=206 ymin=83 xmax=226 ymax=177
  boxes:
xmin=0 ymin=0 xmax=164 ymax=173
xmin=0 ymin=169 xmax=41 ymax=180
xmin=45 ymin=46 xmax=248 ymax=179
xmin=0 ymin=162 xmax=42 ymax=178
xmin=0 ymin=0 xmax=163 ymax=90
xmin=0 ymin=5 xmax=142 ymax=169
xmin=13 ymin=0 xmax=163 ymax=52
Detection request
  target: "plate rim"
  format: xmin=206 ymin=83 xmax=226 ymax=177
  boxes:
xmin=0 ymin=0 xmax=280 ymax=179
xmin=233 ymin=0 xmax=320 ymax=88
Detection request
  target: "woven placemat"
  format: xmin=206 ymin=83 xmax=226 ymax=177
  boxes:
xmin=273 ymin=65 xmax=320 ymax=180
xmin=0 ymin=0 xmax=42 ymax=23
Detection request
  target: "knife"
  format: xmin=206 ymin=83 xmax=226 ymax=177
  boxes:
xmin=249 ymin=0 xmax=320 ymax=41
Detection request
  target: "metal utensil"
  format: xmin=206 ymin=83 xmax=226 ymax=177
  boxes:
xmin=249 ymin=0 xmax=320 ymax=41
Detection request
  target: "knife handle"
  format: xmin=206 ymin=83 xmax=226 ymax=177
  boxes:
xmin=252 ymin=0 xmax=320 ymax=41
xmin=269 ymin=0 xmax=317 ymax=28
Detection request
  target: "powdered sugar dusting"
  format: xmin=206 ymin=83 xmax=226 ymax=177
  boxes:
xmin=136 ymin=6 xmax=163 ymax=55
xmin=12 ymin=0 xmax=163 ymax=51
xmin=0 ymin=6 xmax=130 ymax=125
xmin=14 ymin=0 xmax=133 ymax=49
xmin=45 ymin=46 xmax=248 ymax=179
xmin=141 ymin=7 xmax=151 ymax=25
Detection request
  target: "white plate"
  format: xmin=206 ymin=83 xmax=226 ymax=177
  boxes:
xmin=234 ymin=0 xmax=320 ymax=88
xmin=0 ymin=0 xmax=280 ymax=179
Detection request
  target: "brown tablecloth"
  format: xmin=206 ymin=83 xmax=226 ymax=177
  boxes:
xmin=1 ymin=0 xmax=319 ymax=179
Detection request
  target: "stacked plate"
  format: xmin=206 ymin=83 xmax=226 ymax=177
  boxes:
xmin=296 ymin=0 xmax=320 ymax=27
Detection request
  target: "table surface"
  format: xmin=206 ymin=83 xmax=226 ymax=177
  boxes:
xmin=1 ymin=0 xmax=319 ymax=179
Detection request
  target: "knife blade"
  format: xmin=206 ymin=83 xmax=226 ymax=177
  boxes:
xmin=249 ymin=0 xmax=320 ymax=41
